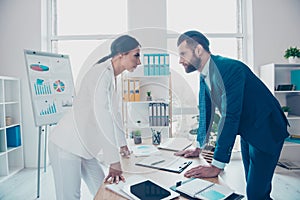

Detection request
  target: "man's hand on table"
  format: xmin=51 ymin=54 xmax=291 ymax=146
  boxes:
xmin=174 ymin=147 xmax=201 ymax=158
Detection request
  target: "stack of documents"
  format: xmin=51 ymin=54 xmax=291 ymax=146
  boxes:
xmin=157 ymin=137 xmax=193 ymax=152
xmin=135 ymin=154 xmax=192 ymax=173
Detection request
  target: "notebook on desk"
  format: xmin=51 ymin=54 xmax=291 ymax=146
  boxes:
xmin=170 ymin=178 xmax=244 ymax=200
xmin=157 ymin=137 xmax=193 ymax=152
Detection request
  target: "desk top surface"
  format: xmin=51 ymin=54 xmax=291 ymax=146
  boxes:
xmin=94 ymin=140 xmax=224 ymax=200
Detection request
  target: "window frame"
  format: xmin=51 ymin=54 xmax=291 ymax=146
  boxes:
xmin=166 ymin=0 xmax=247 ymax=62
xmin=47 ymin=0 xmax=248 ymax=72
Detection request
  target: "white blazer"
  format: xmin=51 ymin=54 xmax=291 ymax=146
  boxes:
xmin=49 ymin=60 xmax=127 ymax=164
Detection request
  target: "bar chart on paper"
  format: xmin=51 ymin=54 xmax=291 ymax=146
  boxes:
xmin=38 ymin=101 xmax=57 ymax=116
xmin=34 ymin=79 xmax=52 ymax=95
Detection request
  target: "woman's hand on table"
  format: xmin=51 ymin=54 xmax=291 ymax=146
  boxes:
xmin=104 ymin=162 xmax=125 ymax=184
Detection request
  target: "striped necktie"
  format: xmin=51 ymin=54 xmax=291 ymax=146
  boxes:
xmin=197 ymin=74 xmax=207 ymax=148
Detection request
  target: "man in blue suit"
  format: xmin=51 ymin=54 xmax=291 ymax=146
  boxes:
xmin=175 ymin=30 xmax=289 ymax=200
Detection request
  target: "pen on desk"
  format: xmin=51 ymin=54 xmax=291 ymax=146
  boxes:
xmin=151 ymin=160 xmax=165 ymax=165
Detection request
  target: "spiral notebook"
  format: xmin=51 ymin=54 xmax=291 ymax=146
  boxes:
xmin=170 ymin=178 xmax=244 ymax=200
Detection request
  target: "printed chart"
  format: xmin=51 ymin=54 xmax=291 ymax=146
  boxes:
xmin=53 ymin=80 xmax=65 ymax=92
xmin=38 ymin=100 xmax=57 ymax=116
xmin=24 ymin=50 xmax=75 ymax=126
xmin=34 ymin=79 xmax=52 ymax=95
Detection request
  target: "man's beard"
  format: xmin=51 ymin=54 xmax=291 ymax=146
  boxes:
xmin=185 ymin=56 xmax=201 ymax=73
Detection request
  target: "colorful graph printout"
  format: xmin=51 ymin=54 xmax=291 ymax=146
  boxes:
xmin=53 ymin=80 xmax=65 ymax=92
xmin=30 ymin=64 xmax=49 ymax=71
xmin=34 ymin=79 xmax=52 ymax=95
xmin=39 ymin=101 xmax=57 ymax=116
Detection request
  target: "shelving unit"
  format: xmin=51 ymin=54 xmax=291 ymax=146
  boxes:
xmin=0 ymin=76 xmax=24 ymax=182
xmin=260 ymin=63 xmax=300 ymax=136
xmin=122 ymin=56 xmax=172 ymax=141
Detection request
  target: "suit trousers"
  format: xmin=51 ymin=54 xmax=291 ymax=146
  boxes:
xmin=240 ymin=137 xmax=283 ymax=200
xmin=49 ymin=141 xmax=105 ymax=200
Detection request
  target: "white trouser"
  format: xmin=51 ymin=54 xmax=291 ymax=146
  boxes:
xmin=48 ymin=141 xmax=105 ymax=200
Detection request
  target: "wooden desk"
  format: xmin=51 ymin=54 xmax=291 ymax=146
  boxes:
xmin=94 ymin=141 xmax=226 ymax=200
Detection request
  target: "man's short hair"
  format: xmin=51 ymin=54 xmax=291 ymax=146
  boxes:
xmin=177 ymin=30 xmax=210 ymax=53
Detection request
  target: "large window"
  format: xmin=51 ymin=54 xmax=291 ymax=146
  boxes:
xmin=49 ymin=0 xmax=245 ymax=81
xmin=49 ymin=0 xmax=246 ymax=139
xmin=49 ymin=0 xmax=127 ymax=81
xmin=167 ymin=0 xmax=243 ymax=59
xmin=49 ymin=0 xmax=245 ymax=97
xmin=166 ymin=0 xmax=245 ymax=109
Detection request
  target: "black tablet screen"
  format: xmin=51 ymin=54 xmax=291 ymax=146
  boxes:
xmin=130 ymin=180 xmax=171 ymax=200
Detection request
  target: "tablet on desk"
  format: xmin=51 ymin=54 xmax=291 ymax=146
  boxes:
xmin=131 ymin=180 xmax=171 ymax=200
xmin=122 ymin=179 xmax=180 ymax=200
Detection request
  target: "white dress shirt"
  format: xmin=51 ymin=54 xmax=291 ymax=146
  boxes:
xmin=50 ymin=59 xmax=127 ymax=165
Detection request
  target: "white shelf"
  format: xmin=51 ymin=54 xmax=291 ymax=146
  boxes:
xmin=5 ymin=123 xmax=20 ymax=129
xmin=122 ymin=55 xmax=172 ymax=138
xmin=0 ymin=77 xmax=24 ymax=183
xmin=126 ymin=126 xmax=170 ymax=129
xmin=271 ymin=63 xmax=300 ymax=68
xmin=3 ymin=101 xmax=19 ymax=105
xmin=260 ymin=63 xmax=300 ymax=136
xmin=7 ymin=146 xmax=22 ymax=153
xmin=8 ymin=166 xmax=23 ymax=175
xmin=126 ymin=75 xmax=170 ymax=79
xmin=287 ymin=115 xmax=300 ymax=120
xmin=125 ymin=100 xmax=169 ymax=104
xmin=275 ymin=90 xmax=300 ymax=94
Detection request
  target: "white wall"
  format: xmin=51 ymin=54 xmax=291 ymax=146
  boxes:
xmin=252 ymin=0 xmax=300 ymax=71
xmin=0 ymin=0 xmax=47 ymax=168
xmin=0 ymin=0 xmax=300 ymax=168
xmin=128 ymin=0 xmax=167 ymax=50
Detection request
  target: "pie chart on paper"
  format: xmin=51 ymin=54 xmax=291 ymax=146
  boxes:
xmin=53 ymin=80 xmax=65 ymax=92
xmin=30 ymin=64 xmax=49 ymax=71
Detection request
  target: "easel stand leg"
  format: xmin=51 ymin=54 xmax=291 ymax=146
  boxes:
xmin=37 ymin=126 xmax=43 ymax=198
xmin=44 ymin=125 xmax=48 ymax=173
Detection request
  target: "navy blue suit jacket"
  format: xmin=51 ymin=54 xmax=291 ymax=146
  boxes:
xmin=207 ymin=55 xmax=289 ymax=163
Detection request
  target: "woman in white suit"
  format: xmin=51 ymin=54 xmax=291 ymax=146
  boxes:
xmin=49 ymin=35 xmax=141 ymax=200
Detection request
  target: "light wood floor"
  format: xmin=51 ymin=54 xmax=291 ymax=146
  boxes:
xmin=0 ymin=153 xmax=299 ymax=200
xmin=0 ymin=167 xmax=93 ymax=200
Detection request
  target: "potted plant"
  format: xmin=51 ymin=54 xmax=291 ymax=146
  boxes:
xmin=133 ymin=130 xmax=142 ymax=144
xmin=146 ymin=91 xmax=152 ymax=101
xmin=281 ymin=106 xmax=291 ymax=117
xmin=284 ymin=47 xmax=300 ymax=64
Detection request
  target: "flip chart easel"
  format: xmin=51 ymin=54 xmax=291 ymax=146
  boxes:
xmin=24 ymin=49 xmax=75 ymax=198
